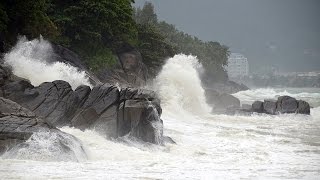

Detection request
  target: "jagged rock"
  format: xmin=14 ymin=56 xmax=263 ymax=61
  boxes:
xmin=71 ymin=84 xmax=119 ymax=138
xmin=118 ymin=100 xmax=163 ymax=144
xmin=74 ymin=85 xmax=91 ymax=107
xmin=0 ymin=97 xmax=87 ymax=161
xmin=6 ymin=80 xmax=80 ymax=126
xmin=0 ymin=63 xmax=164 ymax=144
xmin=252 ymin=101 xmax=264 ymax=113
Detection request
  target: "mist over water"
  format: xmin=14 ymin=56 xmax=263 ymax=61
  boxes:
xmin=1 ymin=54 xmax=320 ymax=179
xmin=4 ymin=37 xmax=92 ymax=89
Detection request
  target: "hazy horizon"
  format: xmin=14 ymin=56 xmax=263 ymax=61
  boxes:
xmin=135 ymin=0 xmax=320 ymax=73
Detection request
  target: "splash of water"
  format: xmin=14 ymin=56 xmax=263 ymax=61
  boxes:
xmin=4 ymin=37 xmax=92 ymax=89
xmin=154 ymin=54 xmax=211 ymax=116
xmin=2 ymin=130 xmax=87 ymax=162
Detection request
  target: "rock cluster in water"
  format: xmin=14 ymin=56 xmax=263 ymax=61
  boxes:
xmin=241 ymin=96 xmax=310 ymax=115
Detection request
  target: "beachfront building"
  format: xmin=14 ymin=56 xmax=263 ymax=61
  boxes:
xmin=225 ymin=53 xmax=249 ymax=78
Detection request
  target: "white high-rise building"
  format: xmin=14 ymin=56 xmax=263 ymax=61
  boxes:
xmin=225 ymin=53 xmax=249 ymax=78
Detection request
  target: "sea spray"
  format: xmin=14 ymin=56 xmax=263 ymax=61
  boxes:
xmin=4 ymin=37 xmax=92 ymax=89
xmin=154 ymin=54 xmax=211 ymax=116
xmin=2 ymin=130 xmax=88 ymax=162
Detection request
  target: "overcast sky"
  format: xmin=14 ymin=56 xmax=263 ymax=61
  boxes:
xmin=135 ymin=0 xmax=320 ymax=72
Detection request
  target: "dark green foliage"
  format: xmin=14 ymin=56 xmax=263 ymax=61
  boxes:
xmin=0 ymin=0 xmax=57 ymax=52
xmin=50 ymin=0 xmax=137 ymax=49
xmin=137 ymin=24 xmax=177 ymax=76
xmin=87 ymin=48 xmax=117 ymax=72
xmin=48 ymin=0 xmax=137 ymax=71
xmin=0 ymin=0 xmax=229 ymax=81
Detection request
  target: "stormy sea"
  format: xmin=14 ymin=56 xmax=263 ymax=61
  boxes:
xmin=0 ymin=39 xmax=319 ymax=179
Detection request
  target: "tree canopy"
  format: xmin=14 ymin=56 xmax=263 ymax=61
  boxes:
xmin=0 ymin=0 xmax=229 ymax=82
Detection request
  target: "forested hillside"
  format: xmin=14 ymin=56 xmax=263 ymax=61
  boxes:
xmin=0 ymin=0 xmax=229 ymax=82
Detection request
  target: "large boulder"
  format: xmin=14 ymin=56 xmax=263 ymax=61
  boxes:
xmin=3 ymin=80 xmax=81 ymax=126
xmin=205 ymin=89 xmax=240 ymax=114
xmin=296 ymin=100 xmax=310 ymax=114
xmin=263 ymin=99 xmax=277 ymax=114
xmin=252 ymin=101 xmax=264 ymax=113
xmin=0 ymin=97 xmax=87 ymax=161
xmin=71 ymin=84 xmax=119 ymax=138
xmin=276 ymin=96 xmax=298 ymax=114
xmin=118 ymin=100 xmax=163 ymax=144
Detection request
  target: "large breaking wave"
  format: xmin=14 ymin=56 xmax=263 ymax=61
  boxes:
xmin=3 ymin=37 xmax=92 ymax=89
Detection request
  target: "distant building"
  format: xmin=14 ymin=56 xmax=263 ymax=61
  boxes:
xmin=225 ymin=53 xmax=249 ymax=78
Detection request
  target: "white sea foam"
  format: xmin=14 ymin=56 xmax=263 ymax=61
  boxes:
xmin=4 ymin=37 xmax=92 ymax=89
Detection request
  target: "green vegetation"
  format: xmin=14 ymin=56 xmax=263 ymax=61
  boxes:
xmin=0 ymin=0 xmax=229 ymax=82
xmin=134 ymin=2 xmax=229 ymax=82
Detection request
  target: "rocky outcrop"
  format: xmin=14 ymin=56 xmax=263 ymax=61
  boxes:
xmin=205 ymin=88 xmax=240 ymax=114
xmin=246 ymin=96 xmax=310 ymax=115
xmin=0 ymin=97 xmax=87 ymax=161
xmin=97 ymin=48 xmax=148 ymax=87
xmin=0 ymin=64 xmax=163 ymax=144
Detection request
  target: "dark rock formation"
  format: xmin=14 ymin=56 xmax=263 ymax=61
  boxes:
xmin=97 ymin=49 xmax=148 ymax=87
xmin=0 ymin=64 xmax=163 ymax=144
xmin=263 ymin=99 xmax=277 ymax=114
xmin=243 ymin=96 xmax=311 ymax=115
xmin=0 ymin=97 xmax=87 ymax=161
xmin=296 ymin=100 xmax=310 ymax=114
xmin=252 ymin=101 xmax=264 ymax=113
xmin=276 ymin=96 xmax=298 ymax=113
xmin=205 ymin=89 xmax=240 ymax=114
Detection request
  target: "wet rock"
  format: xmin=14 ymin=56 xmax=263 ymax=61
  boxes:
xmin=0 ymin=63 xmax=164 ymax=144
xmin=263 ymin=99 xmax=277 ymax=114
xmin=296 ymin=100 xmax=310 ymax=115
xmin=71 ymin=84 xmax=119 ymax=138
xmin=205 ymin=89 xmax=240 ymax=114
xmin=276 ymin=96 xmax=298 ymax=114
xmin=118 ymin=100 xmax=163 ymax=144
xmin=0 ymin=97 xmax=86 ymax=160
xmin=252 ymin=101 xmax=264 ymax=113
xmin=249 ymin=96 xmax=310 ymax=115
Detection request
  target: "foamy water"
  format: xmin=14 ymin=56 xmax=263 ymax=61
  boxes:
xmin=4 ymin=37 xmax=92 ymax=89
xmin=1 ymin=54 xmax=320 ymax=179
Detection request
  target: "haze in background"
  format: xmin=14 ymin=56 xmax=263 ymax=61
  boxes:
xmin=135 ymin=0 xmax=320 ymax=72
